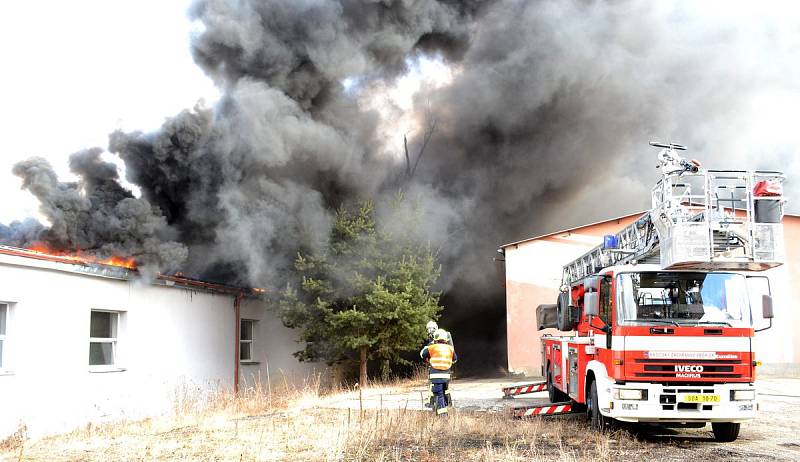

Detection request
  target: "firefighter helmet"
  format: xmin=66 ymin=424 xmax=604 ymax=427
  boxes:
xmin=433 ymin=329 xmax=449 ymax=343
xmin=426 ymin=320 xmax=438 ymax=336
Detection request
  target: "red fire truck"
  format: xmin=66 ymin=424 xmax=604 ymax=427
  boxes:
xmin=506 ymin=143 xmax=784 ymax=442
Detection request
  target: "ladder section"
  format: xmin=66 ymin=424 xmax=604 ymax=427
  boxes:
xmin=561 ymin=213 xmax=658 ymax=284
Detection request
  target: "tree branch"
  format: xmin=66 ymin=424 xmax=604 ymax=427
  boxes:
xmin=408 ymin=117 xmax=436 ymax=181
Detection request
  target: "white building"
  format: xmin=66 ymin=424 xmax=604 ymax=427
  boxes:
xmin=0 ymin=246 xmax=314 ymax=438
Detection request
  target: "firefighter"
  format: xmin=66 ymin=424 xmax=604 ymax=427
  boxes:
xmin=420 ymin=328 xmax=457 ymax=416
xmin=423 ymin=321 xmax=455 ymax=409
xmin=425 ymin=320 xmax=438 ymax=344
xmin=425 ymin=320 xmax=454 ymax=347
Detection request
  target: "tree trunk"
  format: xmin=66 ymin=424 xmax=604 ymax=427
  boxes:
xmin=359 ymin=346 xmax=368 ymax=387
xmin=381 ymin=359 xmax=391 ymax=382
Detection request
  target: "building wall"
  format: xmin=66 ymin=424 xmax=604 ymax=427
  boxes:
xmin=504 ymin=215 xmax=800 ymax=377
xmin=753 ymin=215 xmax=800 ymax=369
xmin=504 ymin=214 xmax=641 ymax=376
xmin=0 ymin=254 xmax=313 ymax=437
xmin=240 ymin=299 xmax=318 ymax=389
xmin=780 ymin=216 xmax=800 ymax=364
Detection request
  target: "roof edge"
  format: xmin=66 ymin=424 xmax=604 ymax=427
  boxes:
xmin=499 ymin=209 xmax=800 ymax=250
xmin=0 ymin=245 xmax=263 ymax=297
xmin=499 ymin=211 xmax=647 ymax=250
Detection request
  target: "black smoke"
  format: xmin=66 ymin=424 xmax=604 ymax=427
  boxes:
xmin=0 ymin=218 xmax=44 ymax=248
xmin=11 ymin=149 xmax=187 ymax=270
xmin=5 ymin=1 xmax=798 ymax=374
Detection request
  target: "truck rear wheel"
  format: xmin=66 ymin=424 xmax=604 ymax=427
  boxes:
xmin=711 ymin=422 xmax=740 ymax=442
xmin=588 ymin=380 xmax=609 ymax=432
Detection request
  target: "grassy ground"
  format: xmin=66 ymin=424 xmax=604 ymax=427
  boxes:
xmin=0 ymin=377 xmax=757 ymax=462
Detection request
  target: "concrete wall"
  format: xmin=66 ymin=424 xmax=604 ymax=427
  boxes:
xmin=504 ymin=214 xmax=800 ymax=377
xmin=0 ymin=254 xmax=313 ymax=437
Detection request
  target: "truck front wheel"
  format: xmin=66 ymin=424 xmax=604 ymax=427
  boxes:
xmin=588 ymin=380 xmax=609 ymax=432
xmin=711 ymin=422 xmax=740 ymax=442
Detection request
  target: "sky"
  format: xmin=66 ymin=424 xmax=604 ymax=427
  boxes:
xmin=0 ymin=0 xmax=456 ymax=226
xmin=1 ymin=1 xmax=798 ymax=227
xmin=0 ymin=0 xmax=219 ymax=223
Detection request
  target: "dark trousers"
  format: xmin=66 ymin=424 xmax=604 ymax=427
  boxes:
xmin=431 ymin=380 xmax=449 ymax=414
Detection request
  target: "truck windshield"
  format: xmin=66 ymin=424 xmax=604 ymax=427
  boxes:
xmin=616 ymin=272 xmax=752 ymax=328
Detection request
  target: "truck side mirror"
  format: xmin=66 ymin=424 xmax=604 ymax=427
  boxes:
xmin=762 ymin=294 xmax=774 ymax=319
xmin=584 ymin=292 xmax=599 ymax=316
xmin=584 ymin=276 xmax=601 ymax=293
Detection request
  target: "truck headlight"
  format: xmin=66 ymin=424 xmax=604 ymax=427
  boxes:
xmin=613 ymin=388 xmax=648 ymax=400
xmin=731 ymin=390 xmax=755 ymax=401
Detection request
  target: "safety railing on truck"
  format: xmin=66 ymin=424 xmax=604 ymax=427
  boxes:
xmin=561 ymin=144 xmax=785 ymax=286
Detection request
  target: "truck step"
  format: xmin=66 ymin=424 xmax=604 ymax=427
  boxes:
xmin=502 ymin=381 xmax=547 ymax=398
xmin=511 ymin=402 xmax=576 ymax=418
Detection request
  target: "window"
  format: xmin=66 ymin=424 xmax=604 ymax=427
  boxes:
xmin=240 ymin=319 xmax=255 ymax=362
xmin=89 ymin=311 xmax=118 ymax=366
xmin=616 ymin=272 xmax=752 ymax=328
xmin=0 ymin=303 xmax=7 ymax=369
xmin=599 ymin=277 xmax=612 ymax=325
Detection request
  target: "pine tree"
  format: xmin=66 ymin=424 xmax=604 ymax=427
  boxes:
xmin=279 ymin=199 xmax=442 ymax=386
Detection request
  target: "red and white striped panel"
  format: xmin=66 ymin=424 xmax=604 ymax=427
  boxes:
xmin=502 ymin=382 xmax=547 ymax=397
xmin=513 ymin=404 xmax=572 ymax=418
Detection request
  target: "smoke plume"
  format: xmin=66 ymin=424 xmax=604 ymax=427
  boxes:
xmin=11 ymin=149 xmax=187 ymax=270
xmin=4 ymin=1 xmax=798 ymax=372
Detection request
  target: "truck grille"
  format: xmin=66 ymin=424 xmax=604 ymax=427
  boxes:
xmin=632 ymin=358 xmax=745 ymax=380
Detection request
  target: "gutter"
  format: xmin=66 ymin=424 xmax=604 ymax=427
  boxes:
xmin=234 ymin=291 xmax=243 ymax=394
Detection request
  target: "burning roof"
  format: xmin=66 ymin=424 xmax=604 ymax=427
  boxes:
xmin=0 ymin=245 xmax=263 ymax=297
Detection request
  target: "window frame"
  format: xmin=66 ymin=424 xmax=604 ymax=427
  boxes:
xmin=239 ymin=318 xmax=257 ymax=363
xmin=89 ymin=309 xmax=123 ymax=371
xmin=599 ymin=276 xmax=612 ymax=326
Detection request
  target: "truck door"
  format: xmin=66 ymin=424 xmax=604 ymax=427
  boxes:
xmin=552 ymin=343 xmax=563 ymax=390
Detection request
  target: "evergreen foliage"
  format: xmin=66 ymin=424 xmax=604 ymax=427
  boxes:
xmin=279 ymin=197 xmax=443 ymax=382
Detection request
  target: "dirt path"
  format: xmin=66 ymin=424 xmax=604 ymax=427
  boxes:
xmin=319 ymin=377 xmax=800 ymax=460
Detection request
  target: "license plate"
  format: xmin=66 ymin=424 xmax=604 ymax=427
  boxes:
xmin=683 ymin=394 xmax=720 ymax=403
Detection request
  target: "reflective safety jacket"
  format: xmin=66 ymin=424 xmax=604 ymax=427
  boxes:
xmin=420 ymin=343 xmax=457 ymax=381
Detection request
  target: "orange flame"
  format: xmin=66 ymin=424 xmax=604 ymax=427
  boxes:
xmin=24 ymin=242 xmax=137 ymax=269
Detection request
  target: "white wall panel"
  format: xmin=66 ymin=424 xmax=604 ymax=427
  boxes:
xmin=0 ymin=254 xmax=313 ymax=437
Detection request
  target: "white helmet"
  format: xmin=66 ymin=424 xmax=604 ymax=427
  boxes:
xmin=426 ymin=320 xmax=438 ymax=335
xmin=433 ymin=329 xmax=449 ymax=343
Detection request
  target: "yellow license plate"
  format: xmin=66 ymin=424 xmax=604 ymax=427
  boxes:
xmin=683 ymin=394 xmax=720 ymax=403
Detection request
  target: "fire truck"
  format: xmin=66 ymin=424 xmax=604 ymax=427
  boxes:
xmin=505 ymin=142 xmax=785 ymax=442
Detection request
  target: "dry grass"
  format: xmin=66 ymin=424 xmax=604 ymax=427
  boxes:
xmin=0 ymin=376 xmax=701 ymax=462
